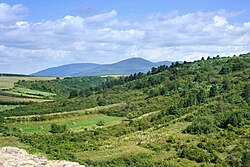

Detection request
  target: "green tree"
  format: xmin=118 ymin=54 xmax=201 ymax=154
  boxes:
xmin=241 ymin=84 xmax=250 ymax=104
xmin=219 ymin=66 xmax=230 ymax=75
xmin=97 ymin=96 xmax=106 ymax=106
xmin=242 ymin=151 xmax=250 ymax=167
xmin=209 ymin=85 xmax=218 ymax=97
xmin=68 ymin=89 xmax=79 ymax=98
xmin=0 ymin=116 xmax=4 ymax=124
xmin=197 ymin=89 xmax=206 ymax=103
xmin=49 ymin=124 xmax=67 ymax=133
xmin=185 ymin=116 xmax=216 ymax=134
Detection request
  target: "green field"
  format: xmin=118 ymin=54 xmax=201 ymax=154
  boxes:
xmin=0 ymin=95 xmax=52 ymax=103
xmin=0 ymin=76 xmax=55 ymax=89
xmin=10 ymin=87 xmax=56 ymax=97
xmin=0 ymin=76 xmax=57 ymax=113
xmin=8 ymin=115 xmax=123 ymax=133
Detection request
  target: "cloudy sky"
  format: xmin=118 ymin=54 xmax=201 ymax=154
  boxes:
xmin=1 ymin=0 xmax=250 ymax=74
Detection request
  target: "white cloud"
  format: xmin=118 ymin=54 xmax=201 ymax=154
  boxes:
xmin=85 ymin=10 xmax=117 ymax=22
xmin=0 ymin=3 xmax=27 ymax=24
xmin=213 ymin=16 xmax=228 ymax=27
xmin=0 ymin=3 xmax=250 ymax=74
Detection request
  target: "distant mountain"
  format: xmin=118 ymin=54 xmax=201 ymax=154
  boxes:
xmin=33 ymin=63 xmax=100 ymax=76
xmin=32 ymin=58 xmax=173 ymax=76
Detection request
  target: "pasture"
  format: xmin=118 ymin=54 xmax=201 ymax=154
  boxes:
xmin=8 ymin=114 xmax=123 ymax=133
xmin=10 ymin=87 xmax=56 ymax=97
xmin=0 ymin=76 xmax=55 ymax=89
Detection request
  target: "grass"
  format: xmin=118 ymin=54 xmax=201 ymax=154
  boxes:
xmin=0 ymin=95 xmax=51 ymax=103
xmin=76 ymin=145 xmax=152 ymax=161
xmin=8 ymin=115 xmax=123 ymax=133
xmin=0 ymin=135 xmax=29 ymax=148
xmin=10 ymin=87 xmax=56 ymax=97
xmin=0 ymin=90 xmax=53 ymax=99
xmin=0 ymin=76 xmax=55 ymax=89
xmin=0 ymin=105 xmax=19 ymax=112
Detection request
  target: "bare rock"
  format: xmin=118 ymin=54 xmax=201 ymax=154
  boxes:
xmin=0 ymin=147 xmax=85 ymax=167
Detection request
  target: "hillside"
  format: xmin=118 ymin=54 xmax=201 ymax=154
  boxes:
xmin=33 ymin=63 xmax=101 ymax=77
xmin=16 ymin=76 xmax=114 ymax=96
xmin=33 ymin=58 xmax=172 ymax=76
xmin=0 ymin=53 xmax=250 ymax=166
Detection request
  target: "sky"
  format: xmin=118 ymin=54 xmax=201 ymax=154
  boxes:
xmin=0 ymin=0 xmax=250 ymax=74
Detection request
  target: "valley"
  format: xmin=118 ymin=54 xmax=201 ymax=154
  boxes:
xmin=0 ymin=53 xmax=249 ymax=166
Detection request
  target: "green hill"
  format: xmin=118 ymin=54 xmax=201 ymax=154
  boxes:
xmin=16 ymin=76 xmax=114 ymax=96
xmin=0 ymin=53 xmax=250 ymax=166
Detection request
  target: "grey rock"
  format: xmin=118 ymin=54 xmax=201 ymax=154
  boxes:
xmin=0 ymin=147 xmax=85 ymax=167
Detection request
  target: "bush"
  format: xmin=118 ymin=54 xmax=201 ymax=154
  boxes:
xmin=96 ymin=120 xmax=105 ymax=126
xmin=218 ymin=111 xmax=247 ymax=129
xmin=49 ymin=124 xmax=67 ymax=133
xmin=0 ymin=116 xmax=4 ymax=124
xmin=185 ymin=116 xmax=216 ymax=134
xmin=167 ymin=105 xmax=180 ymax=115
xmin=178 ymin=147 xmax=219 ymax=163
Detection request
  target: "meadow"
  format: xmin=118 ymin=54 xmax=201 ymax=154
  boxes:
xmin=8 ymin=114 xmax=123 ymax=133
xmin=0 ymin=76 xmax=55 ymax=89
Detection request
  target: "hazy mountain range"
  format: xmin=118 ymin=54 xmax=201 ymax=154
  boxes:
xmin=32 ymin=58 xmax=173 ymax=76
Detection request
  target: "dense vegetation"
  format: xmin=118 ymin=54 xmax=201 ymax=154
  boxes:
xmin=0 ymin=53 xmax=250 ymax=166
xmin=17 ymin=76 xmax=114 ymax=96
xmin=0 ymin=73 xmax=30 ymax=77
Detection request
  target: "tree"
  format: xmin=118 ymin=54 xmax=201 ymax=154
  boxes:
xmin=148 ymin=89 xmax=160 ymax=97
xmin=151 ymin=67 xmax=158 ymax=74
xmin=185 ymin=116 xmax=216 ymax=134
xmin=0 ymin=116 xmax=4 ymax=124
xmin=242 ymin=151 xmax=250 ymax=167
xmin=241 ymin=84 xmax=250 ymax=104
xmin=97 ymin=96 xmax=106 ymax=106
xmin=222 ymin=80 xmax=230 ymax=90
xmin=219 ymin=66 xmax=230 ymax=75
xmin=68 ymin=89 xmax=78 ymax=98
xmin=209 ymin=85 xmax=218 ymax=97
xmin=220 ymin=111 xmax=246 ymax=128
xmin=49 ymin=124 xmax=67 ymax=133
xmin=167 ymin=105 xmax=179 ymax=115
xmin=197 ymin=89 xmax=206 ymax=103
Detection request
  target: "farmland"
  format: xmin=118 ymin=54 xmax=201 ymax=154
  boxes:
xmin=0 ymin=54 xmax=250 ymax=166
xmin=8 ymin=114 xmax=123 ymax=133
xmin=0 ymin=75 xmax=55 ymax=89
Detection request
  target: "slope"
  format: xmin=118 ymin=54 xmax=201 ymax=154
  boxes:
xmin=1 ymin=53 xmax=250 ymax=167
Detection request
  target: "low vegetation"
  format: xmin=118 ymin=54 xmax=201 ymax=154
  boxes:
xmin=0 ymin=53 xmax=250 ymax=166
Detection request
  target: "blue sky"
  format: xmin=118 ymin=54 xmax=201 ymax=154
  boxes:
xmin=5 ymin=0 xmax=250 ymax=22
xmin=1 ymin=0 xmax=250 ymax=73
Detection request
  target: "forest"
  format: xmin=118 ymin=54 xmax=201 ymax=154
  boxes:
xmin=0 ymin=53 xmax=250 ymax=167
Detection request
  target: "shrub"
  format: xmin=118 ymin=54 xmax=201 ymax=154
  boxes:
xmin=218 ymin=111 xmax=247 ymax=129
xmin=96 ymin=120 xmax=105 ymax=126
xmin=0 ymin=115 xmax=4 ymax=124
xmin=49 ymin=124 xmax=67 ymax=133
xmin=178 ymin=147 xmax=219 ymax=163
xmin=185 ymin=116 xmax=216 ymax=134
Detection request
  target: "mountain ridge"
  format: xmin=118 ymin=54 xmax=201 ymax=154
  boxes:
xmin=32 ymin=58 xmax=173 ymax=77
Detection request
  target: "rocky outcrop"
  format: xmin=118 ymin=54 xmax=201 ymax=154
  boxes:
xmin=0 ymin=147 xmax=85 ymax=167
